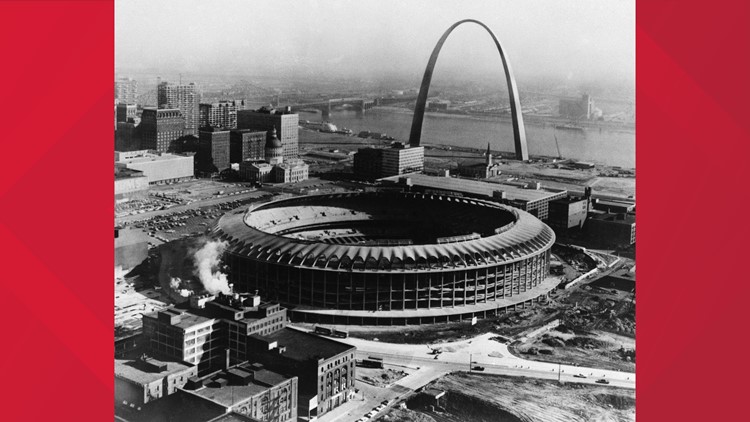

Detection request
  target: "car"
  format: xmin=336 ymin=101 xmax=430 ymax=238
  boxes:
xmin=376 ymin=404 xmax=386 ymax=411
xmin=596 ymin=379 xmax=610 ymax=384
xmin=574 ymin=374 xmax=587 ymax=378
xmin=472 ymin=366 xmax=485 ymax=371
xmin=381 ymin=400 xmax=390 ymax=406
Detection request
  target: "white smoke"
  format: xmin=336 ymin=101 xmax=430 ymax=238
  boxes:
xmin=193 ymin=240 xmax=231 ymax=295
xmin=170 ymin=277 xmax=192 ymax=298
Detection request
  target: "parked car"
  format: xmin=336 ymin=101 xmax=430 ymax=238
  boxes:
xmin=472 ymin=366 xmax=485 ymax=371
xmin=596 ymin=379 xmax=610 ymax=384
xmin=574 ymin=374 xmax=587 ymax=378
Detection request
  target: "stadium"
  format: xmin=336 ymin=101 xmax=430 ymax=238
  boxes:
xmin=213 ymin=191 xmax=558 ymax=325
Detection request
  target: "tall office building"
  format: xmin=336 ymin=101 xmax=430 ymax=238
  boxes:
xmin=115 ymin=78 xmax=138 ymax=104
xmin=139 ymin=108 xmax=185 ymax=153
xmin=230 ymin=129 xmax=266 ymax=163
xmin=197 ymin=127 xmax=231 ymax=173
xmin=116 ymin=103 xmax=137 ymax=123
xmin=158 ymin=82 xmax=199 ymax=135
xmin=199 ymin=100 xmax=246 ymax=129
xmin=238 ymin=106 xmax=299 ymax=161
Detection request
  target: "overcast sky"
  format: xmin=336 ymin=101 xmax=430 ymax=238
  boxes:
xmin=116 ymin=0 xmax=634 ymax=85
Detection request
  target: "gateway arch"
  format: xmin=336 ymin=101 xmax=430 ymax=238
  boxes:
xmin=408 ymin=19 xmax=529 ymax=161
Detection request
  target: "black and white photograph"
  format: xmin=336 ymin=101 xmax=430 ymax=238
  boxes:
xmin=114 ymin=1 xmax=635 ymax=421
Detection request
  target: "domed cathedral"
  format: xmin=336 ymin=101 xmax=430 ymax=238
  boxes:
xmin=264 ymin=127 xmax=283 ymax=165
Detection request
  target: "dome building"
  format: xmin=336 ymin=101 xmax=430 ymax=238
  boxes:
xmin=213 ymin=191 xmax=559 ymax=326
xmin=264 ymin=127 xmax=283 ymax=165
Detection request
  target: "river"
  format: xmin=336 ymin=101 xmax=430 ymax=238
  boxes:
xmin=298 ymin=108 xmax=635 ymax=168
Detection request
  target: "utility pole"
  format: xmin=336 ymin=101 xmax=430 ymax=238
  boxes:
xmin=469 ymin=353 xmax=472 ymax=371
xmin=558 ymin=362 xmax=562 ymax=383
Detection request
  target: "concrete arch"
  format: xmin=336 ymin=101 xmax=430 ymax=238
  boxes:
xmin=408 ymin=19 xmax=529 ymax=161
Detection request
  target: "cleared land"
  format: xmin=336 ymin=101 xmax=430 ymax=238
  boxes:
xmin=397 ymin=372 xmax=635 ymax=422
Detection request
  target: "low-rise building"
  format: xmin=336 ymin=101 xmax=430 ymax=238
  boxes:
xmin=247 ymin=328 xmax=356 ymax=420
xmin=585 ymin=212 xmax=636 ymax=246
xmin=115 ymin=167 xmax=149 ymax=202
xmin=115 ymin=353 xmax=198 ymax=408
xmin=353 ymin=142 xmax=424 ymax=179
xmin=116 ymin=150 xmax=195 ymax=184
xmin=456 ymin=144 xmax=502 ymax=179
xmin=272 ymin=160 xmax=309 ymax=184
xmin=239 ymin=161 xmax=274 ymax=184
xmin=547 ymin=196 xmax=589 ymax=232
xmin=181 ymin=364 xmax=298 ymax=422
xmin=383 ymin=173 xmax=567 ymax=220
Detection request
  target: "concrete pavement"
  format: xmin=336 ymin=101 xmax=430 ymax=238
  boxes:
xmin=294 ymin=327 xmax=635 ymax=422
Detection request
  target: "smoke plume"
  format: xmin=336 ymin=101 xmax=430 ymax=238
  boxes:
xmin=193 ymin=240 xmax=231 ymax=295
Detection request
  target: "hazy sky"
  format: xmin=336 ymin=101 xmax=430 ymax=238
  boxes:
xmin=116 ymin=0 xmax=634 ymax=85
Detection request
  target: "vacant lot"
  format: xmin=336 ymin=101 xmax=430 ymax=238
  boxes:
xmin=400 ymin=372 xmax=635 ymax=422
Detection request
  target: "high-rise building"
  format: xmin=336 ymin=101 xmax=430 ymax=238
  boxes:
xmin=115 ymin=78 xmax=138 ymax=104
xmin=139 ymin=108 xmax=185 ymax=153
xmin=197 ymin=127 xmax=231 ymax=173
xmin=116 ymin=103 xmax=137 ymax=123
xmin=199 ymin=100 xmax=246 ymax=129
xmin=230 ymin=129 xmax=266 ymax=163
xmin=353 ymin=142 xmax=424 ymax=179
xmin=238 ymin=106 xmax=299 ymax=160
xmin=115 ymin=121 xmax=140 ymax=151
xmin=158 ymin=82 xmax=199 ymax=135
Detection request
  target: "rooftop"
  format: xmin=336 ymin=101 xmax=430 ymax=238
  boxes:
xmin=380 ymin=174 xmax=566 ymax=203
xmin=114 ymin=166 xmax=146 ymax=180
xmin=208 ymin=413 xmax=260 ymax=422
xmin=588 ymin=212 xmax=636 ymax=224
xmin=214 ymin=192 xmax=555 ymax=269
xmin=189 ymin=368 xmax=293 ymax=408
xmin=115 ymin=353 xmax=194 ymax=385
xmin=115 ymin=150 xmax=193 ymax=164
xmin=262 ymin=327 xmax=354 ymax=362
xmin=143 ymin=307 xmax=215 ymax=330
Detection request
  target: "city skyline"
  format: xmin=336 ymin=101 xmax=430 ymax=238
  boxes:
xmin=116 ymin=0 xmax=635 ymax=88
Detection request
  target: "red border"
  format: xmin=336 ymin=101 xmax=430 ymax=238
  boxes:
xmin=0 ymin=0 xmax=748 ymax=420
xmin=637 ymin=0 xmax=750 ymax=420
xmin=0 ymin=0 xmax=113 ymax=420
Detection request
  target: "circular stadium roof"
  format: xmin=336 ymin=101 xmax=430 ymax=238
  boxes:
xmin=213 ymin=192 xmax=555 ymax=271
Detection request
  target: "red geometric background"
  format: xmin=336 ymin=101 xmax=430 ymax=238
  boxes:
xmin=0 ymin=0 xmax=747 ymax=420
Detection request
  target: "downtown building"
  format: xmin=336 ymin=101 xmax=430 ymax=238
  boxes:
xmin=197 ymin=127 xmax=231 ymax=174
xmin=115 ymin=77 xmax=138 ymax=104
xmin=353 ymin=142 xmax=424 ymax=179
xmin=117 ymin=103 xmax=138 ymax=124
xmin=199 ymin=100 xmax=246 ymax=129
xmin=129 ymin=293 xmax=353 ymax=420
xmin=237 ymin=129 xmax=308 ymax=184
xmin=230 ymin=129 xmax=266 ymax=163
xmin=238 ymin=106 xmax=299 ymax=161
xmin=158 ymin=81 xmax=200 ymax=135
xmin=139 ymin=108 xmax=185 ymax=153
xmin=115 ymin=150 xmax=194 ymax=185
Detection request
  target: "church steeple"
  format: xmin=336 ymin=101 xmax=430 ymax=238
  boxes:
xmin=486 ymin=142 xmax=492 ymax=166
